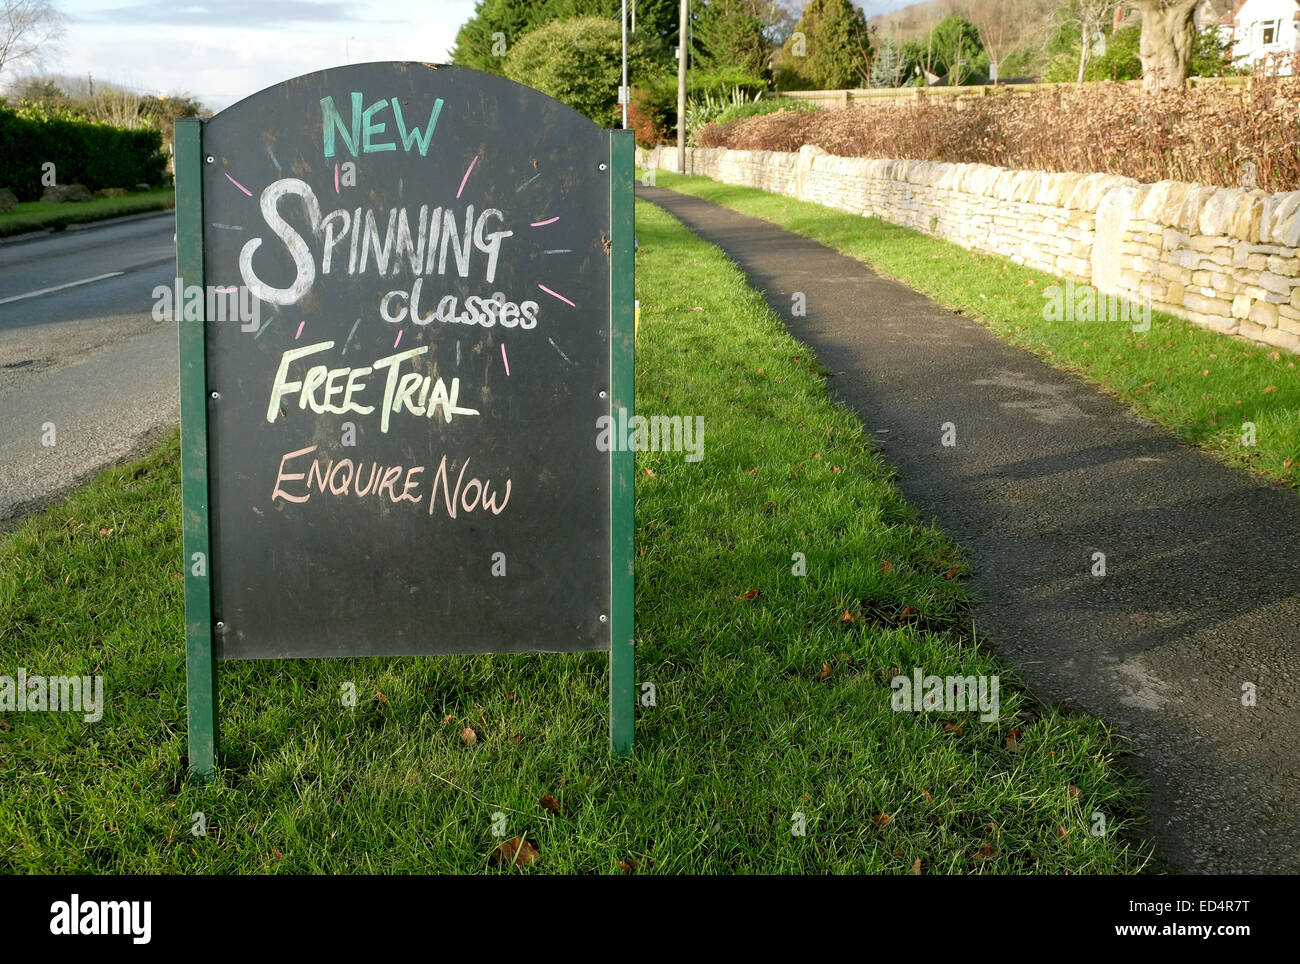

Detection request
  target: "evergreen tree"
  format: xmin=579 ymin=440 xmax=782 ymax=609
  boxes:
xmin=692 ymin=0 xmax=773 ymax=79
xmin=869 ymin=37 xmax=907 ymax=88
xmin=774 ymin=0 xmax=873 ymax=91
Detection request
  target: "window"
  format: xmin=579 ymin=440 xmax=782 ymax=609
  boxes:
xmin=1262 ymin=20 xmax=1279 ymax=45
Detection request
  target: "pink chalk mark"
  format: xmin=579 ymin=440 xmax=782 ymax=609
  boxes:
xmin=456 ymin=155 xmax=479 ymax=199
xmin=501 ymin=343 xmax=510 ymax=376
xmin=394 ymin=330 xmax=404 ymax=348
xmin=537 ymin=284 xmax=575 ymax=307
xmin=530 ymin=216 xmax=560 ymax=227
xmin=224 ymin=172 xmax=253 ymax=196
xmin=334 ymin=163 xmax=340 ymax=194
xmin=295 ymin=320 xmax=305 ymax=339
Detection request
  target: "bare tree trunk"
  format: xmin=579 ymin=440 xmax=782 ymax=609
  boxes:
xmin=1135 ymin=0 xmax=1201 ymax=90
xmin=1077 ymin=23 xmax=1088 ymax=84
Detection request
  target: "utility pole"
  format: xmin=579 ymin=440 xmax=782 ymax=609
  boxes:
xmin=677 ymin=0 xmax=688 ymax=173
xmin=621 ymin=0 xmax=630 ymax=129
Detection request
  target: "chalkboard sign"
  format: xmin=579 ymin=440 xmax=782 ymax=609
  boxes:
xmin=177 ymin=64 xmax=636 ymax=777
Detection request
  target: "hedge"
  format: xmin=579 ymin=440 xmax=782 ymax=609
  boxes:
xmin=0 ymin=107 xmax=168 ymax=202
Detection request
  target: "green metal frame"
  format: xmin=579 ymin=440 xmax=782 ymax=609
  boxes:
xmin=176 ymin=119 xmax=218 ymax=783
xmin=608 ymin=129 xmax=636 ymax=756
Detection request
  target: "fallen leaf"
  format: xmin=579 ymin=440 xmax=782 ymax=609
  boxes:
xmin=644 ymin=467 xmax=656 ymax=478
xmin=911 ymin=857 xmax=922 ymax=874
xmin=617 ymin=859 xmax=636 ymax=873
xmin=460 ymin=726 xmax=478 ymax=746
xmin=880 ymin=560 xmax=895 ymax=575
xmin=840 ymin=610 xmax=854 ymax=622
xmin=976 ymin=843 xmax=997 ymax=860
xmin=493 ymin=836 xmax=539 ymax=867
xmin=816 ymin=663 xmax=833 ymax=681
xmin=374 ymin=689 xmax=389 ymax=705
xmin=441 ymin=713 xmax=454 ymax=725
xmin=1263 ymin=385 xmax=1277 ymax=394
xmin=1069 ymin=785 xmax=1083 ymax=801
xmin=830 ymin=466 xmax=842 ymax=473
xmin=943 ymin=723 xmax=963 ymax=735
xmin=1200 ymin=369 xmax=1210 ymax=376
xmin=921 ymin=789 xmax=933 ymax=802
xmin=873 ymin=813 xmax=891 ymax=827
xmin=739 ymin=588 xmax=760 ymax=601
xmin=98 ymin=528 xmax=113 ymax=537
xmin=945 ymin=566 xmax=959 ymax=580
xmin=1269 ymin=351 xmax=1281 ymax=361
xmin=540 ymin=795 xmax=563 ymax=815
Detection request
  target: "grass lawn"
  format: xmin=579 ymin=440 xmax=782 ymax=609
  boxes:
xmin=0 ymin=189 xmax=175 ymax=238
xmin=645 ymin=171 xmax=1300 ymax=488
xmin=0 ymin=200 xmax=1150 ymax=874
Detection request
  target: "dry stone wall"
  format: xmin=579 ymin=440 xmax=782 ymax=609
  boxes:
xmin=639 ymin=145 xmax=1300 ymax=354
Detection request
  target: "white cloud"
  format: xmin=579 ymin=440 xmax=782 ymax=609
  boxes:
xmin=43 ymin=0 xmax=474 ymax=110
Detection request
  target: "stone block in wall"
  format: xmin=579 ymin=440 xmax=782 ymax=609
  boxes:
xmin=1092 ymin=185 xmax=1141 ymax=295
xmin=1259 ymin=326 xmax=1300 ymax=352
xmin=1140 ymin=181 xmax=1192 ymax=225
xmin=1262 ymin=191 xmax=1300 ymax=246
xmin=1249 ymin=301 xmax=1280 ymax=328
xmin=1183 ymin=291 xmax=1232 ymax=317
xmin=1267 ymin=255 xmax=1300 ymax=277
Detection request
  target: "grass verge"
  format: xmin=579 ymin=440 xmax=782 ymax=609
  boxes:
xmin=0 ymin=200 xmax=1150 ymax=874
xmin=645 ymin=170 xmax=1300 ymax=488
xmin=0 ymin=189 xmax=175 ymax=238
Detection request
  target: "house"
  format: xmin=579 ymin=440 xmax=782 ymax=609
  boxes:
xmin=1214 ymin=0 xmax=1300 ymax=74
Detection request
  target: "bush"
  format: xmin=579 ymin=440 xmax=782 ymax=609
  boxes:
xmin=0 ymin=107 xmax=167 ymax=202
xmin=502 ymin=16 xmax=664 ymax=129
xmin=713 ymin=98 xmax=820 ymax=125
xmin=694 ymin=70 xmax=1300 ymax=193
xmin=630 ymin=69 xmax=770 ymax=147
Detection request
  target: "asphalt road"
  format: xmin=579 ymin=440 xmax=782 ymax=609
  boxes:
xmin=641 ymin=186 xmax=1300 ymax=874
xmin=0 ymin=214 xmax=179 ymax=527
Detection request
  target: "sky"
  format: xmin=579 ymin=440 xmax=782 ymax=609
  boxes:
xmin=43 ymin=0 xmax=918 ymax=112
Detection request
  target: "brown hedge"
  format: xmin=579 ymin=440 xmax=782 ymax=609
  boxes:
xmin=698 ymin=73 xmax=1300 ymax=194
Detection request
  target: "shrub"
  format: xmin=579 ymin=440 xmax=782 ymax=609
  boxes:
xmin=502 ymin=16 xmax=664 ymax=128
xmin=713 ymin=97 xmax=820 ymax=126
xmin=0 ymin=107 xmax=168 ymax=202
xmin=630 ymin=69 xmax=770 ymax=147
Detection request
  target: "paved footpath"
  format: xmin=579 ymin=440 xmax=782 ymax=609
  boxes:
xmin=641 ymin=186 xmax=1300 ymax=874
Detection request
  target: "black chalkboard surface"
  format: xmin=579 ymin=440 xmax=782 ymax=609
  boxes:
xmin=199 ymin=63 xmax=612 ymax=659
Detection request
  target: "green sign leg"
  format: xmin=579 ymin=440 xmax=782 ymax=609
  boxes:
xmin=176 ymin=119 xmax=219 ymax=783
xmin=609 ymin=129 xmax=636 ymax=757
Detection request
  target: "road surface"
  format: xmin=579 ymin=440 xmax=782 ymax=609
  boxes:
xmin=0 ymin=214 xmax=179 ymax=527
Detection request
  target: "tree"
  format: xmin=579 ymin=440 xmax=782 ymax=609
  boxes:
xmin=503 ymin=16 xmax=660 ymax=127
xmin=1051 ymin=0 xmax=1120 ymax=85
xmin=926 ymin=15 xmax=986 ymax=85
xmin=775 ymin=0 xmax=873 ymax=90
xmin=963 ymin=0 xmax=1055 ymax=82
xmin=0 ymin=0 xmax=65 ymax=78
xmin=869 ymin=37 xmax=908 ymax=88
xmin=1131 ymin=0 xmax=1202 ymax=89
xmin=693 ymin=0 xmax=772 ymax=78
xmin=451 ymin=0 xmax=677 ymax=75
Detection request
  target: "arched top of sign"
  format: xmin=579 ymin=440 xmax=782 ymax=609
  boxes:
xmin=212 ymin=60 xmax=607 ymax=136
